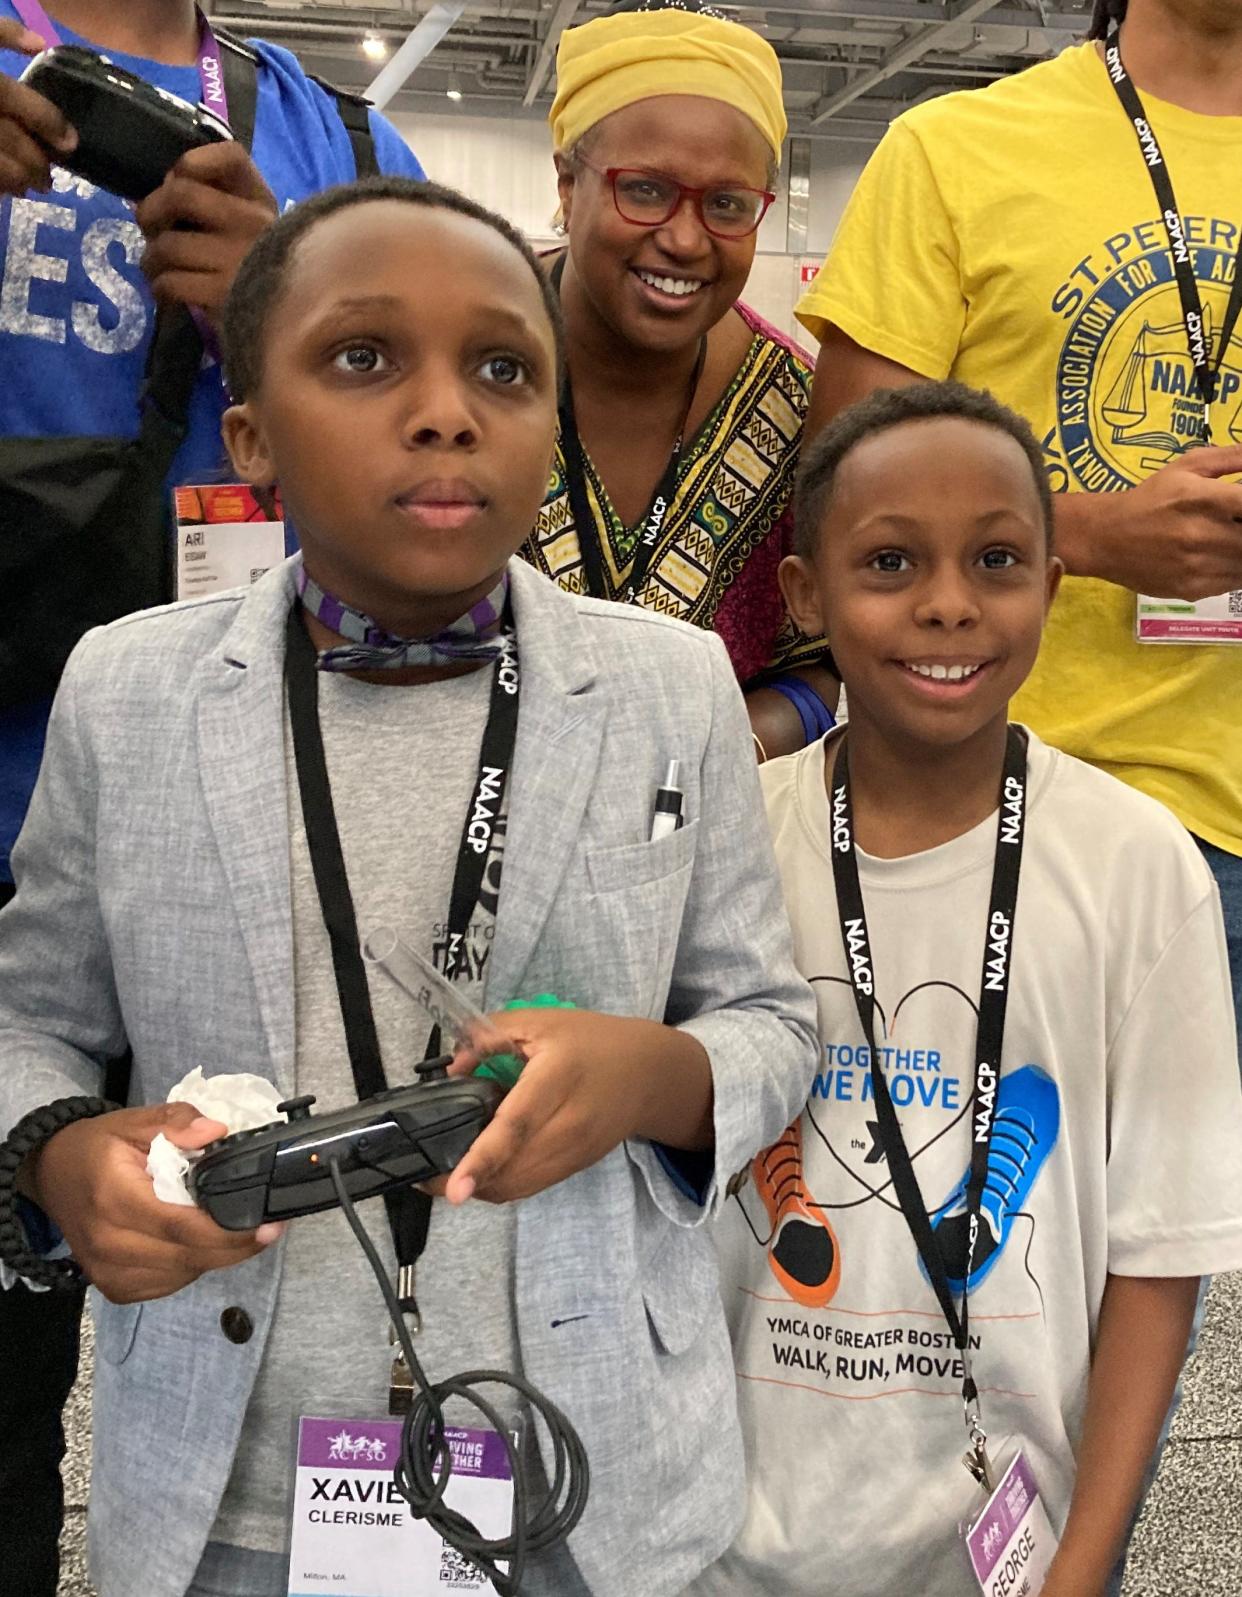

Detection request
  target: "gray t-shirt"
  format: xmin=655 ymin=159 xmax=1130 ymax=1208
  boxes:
xmin=213 ymin=665 xmax=519 ymax=1551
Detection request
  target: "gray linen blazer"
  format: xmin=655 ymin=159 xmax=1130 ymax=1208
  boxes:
xmin=0 ymin=557 xmax=817 ymax=1597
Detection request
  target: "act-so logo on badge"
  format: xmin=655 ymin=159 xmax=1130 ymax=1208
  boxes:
xmin=1052 ymin=224 xmax=1242 ymax=491
xmin=326 ymin=1429 xmax=389 ymax=1464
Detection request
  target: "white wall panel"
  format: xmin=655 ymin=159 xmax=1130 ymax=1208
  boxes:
xmin=389 ymin=111 xmax=562 ymax=240
xmin=806 ymin=143 xmax=871 ymax=255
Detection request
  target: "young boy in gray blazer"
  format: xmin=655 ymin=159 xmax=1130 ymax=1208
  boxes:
xmin=0 ymin=180 xmax=818 ymax=1597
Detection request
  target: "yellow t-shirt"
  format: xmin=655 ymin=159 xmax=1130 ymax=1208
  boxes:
xmin=797 ymin=43 xmax=1241 ymax=854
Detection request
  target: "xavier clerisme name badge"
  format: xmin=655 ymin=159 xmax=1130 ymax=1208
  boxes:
xmin=965 ymin=1450 xmax=1057 ymax=1597
xmin=287 ymin=1416 xmax=514 ymax=1597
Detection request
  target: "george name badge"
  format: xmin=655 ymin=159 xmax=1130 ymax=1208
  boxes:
xmin=287 ymin=1416 xmax=514 ymax=1597
xmin=965 ymin=1450 xmax=1058 ymax=1597
xmin=173 ymin=484 xmax=285 ymax=601
xmin=1137 ymin=589 xmax=1242 ymax=645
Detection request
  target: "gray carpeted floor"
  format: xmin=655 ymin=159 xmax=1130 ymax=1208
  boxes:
xmin=57 ymin=1272 xmax=1242 ymax=1594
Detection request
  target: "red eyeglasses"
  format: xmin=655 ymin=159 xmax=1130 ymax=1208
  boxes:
xmin=576 ymin=154 xmax=776 ymax=240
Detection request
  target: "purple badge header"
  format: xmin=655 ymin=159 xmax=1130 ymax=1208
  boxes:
xmin=966 ymin=1452 xmax=1038 ymax=1583
xmin=298 ymin=1418 xmax=512 ymax=1481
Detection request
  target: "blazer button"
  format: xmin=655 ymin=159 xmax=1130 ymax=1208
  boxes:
xmin=220 ymin=1307 xmax=254 ymax=1345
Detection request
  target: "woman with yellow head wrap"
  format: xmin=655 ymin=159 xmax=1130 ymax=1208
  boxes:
xmin=520 ymin=0 xmax=837 ymax=759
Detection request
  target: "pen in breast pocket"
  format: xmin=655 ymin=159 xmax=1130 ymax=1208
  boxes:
xmin=649 ymin=759 xmax=685 ymax=841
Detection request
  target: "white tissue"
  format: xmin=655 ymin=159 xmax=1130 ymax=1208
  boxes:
xmin=147 ymin=1136 xmax=196 ymax=1206
xmin=146 ymin=1067 xmax=284 ymax=1207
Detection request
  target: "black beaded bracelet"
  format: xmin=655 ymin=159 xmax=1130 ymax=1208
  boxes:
xmin=0 ymin=1097 xmax=116 ymax=1290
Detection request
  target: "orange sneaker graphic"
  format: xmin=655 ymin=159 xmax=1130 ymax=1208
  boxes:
xmin=752 ymin=1121 xmax=841 ymax=1309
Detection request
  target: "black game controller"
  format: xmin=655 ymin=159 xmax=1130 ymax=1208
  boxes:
xmin=190 ymin=1058 xmax=502 ymax=1232
xmin=21 ymin=47 xmax=232 ymax=203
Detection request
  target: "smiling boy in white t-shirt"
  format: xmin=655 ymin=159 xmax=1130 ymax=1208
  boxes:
xmin=695 ymin=380 xmax=1242 ymax=1597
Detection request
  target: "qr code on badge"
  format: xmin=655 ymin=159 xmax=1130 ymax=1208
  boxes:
xmin=1229 ymin=590 xmax=1242 ymax=617
xmin=438 ymin=1545 xmax=483 ymax=1586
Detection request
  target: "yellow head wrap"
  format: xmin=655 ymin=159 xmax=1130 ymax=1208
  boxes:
xmin=549 ymin=7 xmax=787 ymax=163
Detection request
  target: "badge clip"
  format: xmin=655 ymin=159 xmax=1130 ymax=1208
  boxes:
xmin=388 ymin=1266 xmax=422 ymax=1415
xmin=389 ymin=1351 xmax=415 ymax=1416
xmin=962 ymin=1384 xmax=996 ymax=1495
xmin=962 ymin=1440 xmax=996 ymax=1495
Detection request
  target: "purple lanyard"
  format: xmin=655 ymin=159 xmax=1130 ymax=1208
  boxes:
xmin=12 ymin=0 xmax=230 ymax=125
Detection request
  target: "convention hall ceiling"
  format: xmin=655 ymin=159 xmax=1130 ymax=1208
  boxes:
xmin=205 ymin=0 xmax=1096 ymax=141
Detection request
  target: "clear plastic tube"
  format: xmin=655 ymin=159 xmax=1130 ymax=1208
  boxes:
xmin=361 ymin=925 xmax=518 ymax=1064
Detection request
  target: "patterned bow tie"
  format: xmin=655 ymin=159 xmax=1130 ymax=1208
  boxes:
xmin=296 ymin=561 xmax=509 ymax=673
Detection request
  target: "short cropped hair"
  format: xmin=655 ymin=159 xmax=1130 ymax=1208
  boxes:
xmin=221 ymin=176 xmax=564 ymax=402
xmin=794 ymin=380 xmax=1054 ymax=558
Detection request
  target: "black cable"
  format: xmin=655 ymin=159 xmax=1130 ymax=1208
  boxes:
xmin=328 ymin=1158 xmax=590 ymax=1595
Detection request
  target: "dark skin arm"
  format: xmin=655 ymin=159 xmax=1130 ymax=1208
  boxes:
xmin=807 ymin=324 xmax=1242 ymax=600
xmin=746 ymin=664 xmax=841 ymax=763
xmin=1040 ymin=1273 xmax=1199 ymax=1597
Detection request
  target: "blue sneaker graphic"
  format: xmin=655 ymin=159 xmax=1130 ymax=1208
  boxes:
xmin=922 ymin=1064 xmax=1060 ymax=1293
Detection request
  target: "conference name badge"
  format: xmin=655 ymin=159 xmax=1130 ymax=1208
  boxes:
xmin=964 ymin=1450 xmax=1057 ymax=1597
xmin=287 ymin=1416 xmax=514 ymax=1597
xmin=173 ymin=484 xmax=285 ymax=601
xmin=1137 ymin=588 xmax=1242 ymax=645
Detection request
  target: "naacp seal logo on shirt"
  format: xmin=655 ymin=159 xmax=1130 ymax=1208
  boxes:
xmin=1051 ymin=213 xmax=1242 ymax=490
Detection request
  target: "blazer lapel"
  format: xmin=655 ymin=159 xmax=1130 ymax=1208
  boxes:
xmin=195 ymin=573 xmax=298 ymax=1095
xmin=484 ymin=563 xmax=605 ymax=1005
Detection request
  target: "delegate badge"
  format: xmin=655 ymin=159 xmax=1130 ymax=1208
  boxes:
xmin=173 ymin=483 xmax=286 ymax=601
xmin=1137 ymin=588 xmax=1242 ymax=645
xmin=287 ymin=1416 xmax=514 ymax=1597
xmin=965 ymin=1450 xmax=1058 ymax=1597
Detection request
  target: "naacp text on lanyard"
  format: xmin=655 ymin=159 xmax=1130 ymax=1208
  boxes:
xmin=1104 ymin=28 xmax=1242 ymax=645
xmin=1103 ymin=28 xmax=1242 ymax=447
xmin=285 ymin=608 xmax=520 ymax=1412
xmin=829 ymin=726 xmax=1029 ymax=1497
xmin=551 ymin=255 xmax=705 ymax=606
xmin=11 ymin=0 xmax=230 ymax=120
xmin=558 ymin=353 xmax=702 ymax=606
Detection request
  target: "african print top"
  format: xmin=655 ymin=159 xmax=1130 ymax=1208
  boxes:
xmin=521 ymin=303 xmax=828 ymax=685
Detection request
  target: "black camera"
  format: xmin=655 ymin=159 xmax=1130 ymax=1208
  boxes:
xmin=20 ymin=45 xmax=231 ymax=202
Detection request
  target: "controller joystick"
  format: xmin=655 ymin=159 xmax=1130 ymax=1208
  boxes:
xmin=191 ymin=1061 xmax=501 ymax=1232
xmin=277 ymin=1095 xmax=317 ymax=1121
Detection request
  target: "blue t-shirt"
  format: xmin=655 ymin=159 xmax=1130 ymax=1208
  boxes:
xmin=0 ymin=7 xmax=425 ymax=880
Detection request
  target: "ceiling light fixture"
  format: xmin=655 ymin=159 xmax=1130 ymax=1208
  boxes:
xmin=446 ymin=73 xmax=463 ymax=101
xmin=362 ymin=32 xmax=389 ymax=62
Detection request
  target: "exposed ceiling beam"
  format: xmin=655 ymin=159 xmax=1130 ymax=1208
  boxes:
xmin=366 ymin=1 xmax=469 ymax=108
xmin=758 ymin=1 xmax=956 ymax=19
xmin=757 ymin=0 xmax=1080 ymax=22
xmin=808 ymin=0 xmax=999 ymax=123
xmin=523 ymin=0 xmax=580 ymax=107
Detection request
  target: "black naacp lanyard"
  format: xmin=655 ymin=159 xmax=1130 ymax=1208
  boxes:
xmin=1103 ymin=27 xmax=1242 ymax=445
xmin=828 ymin=725 xmax=1028 ymax=1495
xmin=551 ymin=253 xmax=706 ymax=604
xmin=284 ymin=605 xmax=520 ymax=1325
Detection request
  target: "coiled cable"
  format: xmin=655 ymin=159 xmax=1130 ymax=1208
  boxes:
xmin=329 ymin=1157 xmax=590 ymax=1594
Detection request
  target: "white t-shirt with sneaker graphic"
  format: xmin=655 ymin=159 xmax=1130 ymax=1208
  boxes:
xmin=693 ymin=727 xmax=1242 ymax=1597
